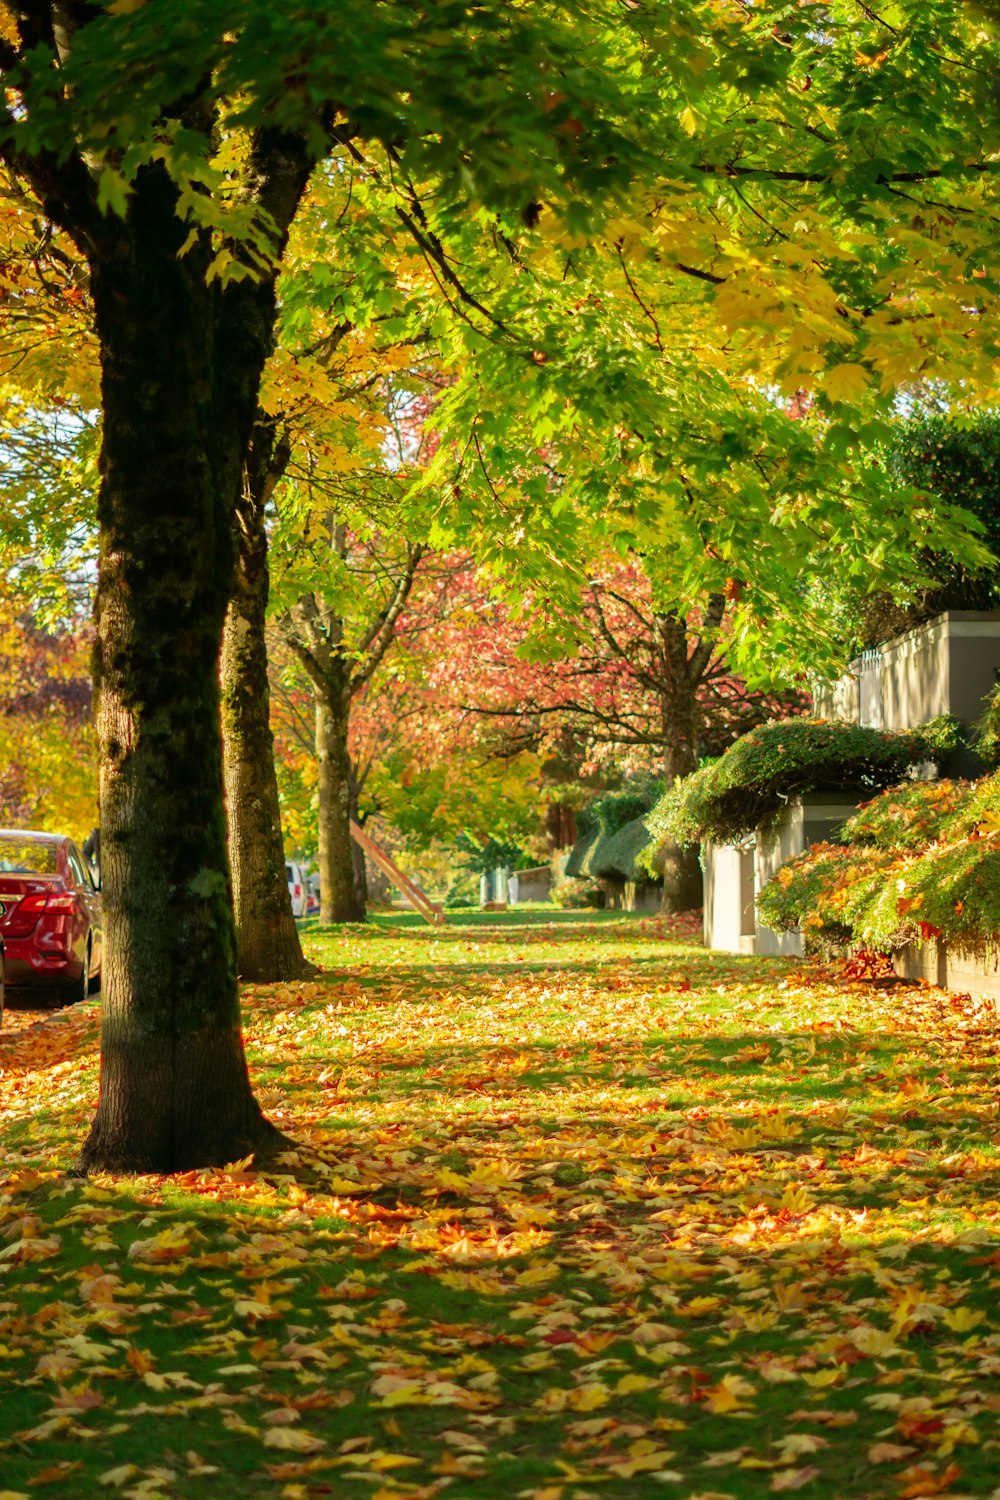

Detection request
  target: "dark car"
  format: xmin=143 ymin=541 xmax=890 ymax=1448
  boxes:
xmin=0 ymin=829 xmax=102 ymax=1007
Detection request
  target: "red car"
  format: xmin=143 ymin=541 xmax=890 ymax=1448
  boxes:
xmin=0 ymin=829 xmax=102 ymax=1015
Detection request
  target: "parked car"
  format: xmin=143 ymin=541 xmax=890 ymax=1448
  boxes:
xmin=0 ymin=829 xmax=102 ymax=1005
xmin=286 ymin=860 xmax=306 ymax=918
xmin=306 ymin=871 xmax=320 ymax=915
xmin=0 ymin=929 xmax=5 ymax=1026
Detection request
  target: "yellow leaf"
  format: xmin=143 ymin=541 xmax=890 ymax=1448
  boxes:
xmin=941 ymin=1306 xmax=984 ymax=1332
xmin=616 ymin=1373 xmax=657 ymax=1395
xmin=849 ymin=1326 xmax=898 ymax=1357
xmin=799 ymin=1367 xmax=844 ymax=1388
xmin=98 ymin=1469 xmax=139 ymax=1489
xmin=705 ymin=1373 xmax=755 ymax=1413
xmin=771 ymin=1467 xmax=820 ymax=1491
xmin=825 ymin=363 xmax=870 ymax=403
xmin=261 ymin=1429 xmax=326 ymax=1453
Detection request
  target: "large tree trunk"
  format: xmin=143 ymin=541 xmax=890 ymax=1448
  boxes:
xmin=317 ymin=693 xmax=366 ymax=923
xmin=655 ymin=612 xmax=704 ymax=915
xmin=77 ymin=159 xmax=301 ymax=1173
xmin=220 ymin=427 xmax=312 ymax=982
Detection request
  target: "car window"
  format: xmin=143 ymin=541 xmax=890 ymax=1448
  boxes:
xmin=68 ymin=847 xmax=88 ymax=887
xmin=286 ymin=864 xmax=293 ymax=881
xmin=0 ymin=835 xmax=58 ymax=874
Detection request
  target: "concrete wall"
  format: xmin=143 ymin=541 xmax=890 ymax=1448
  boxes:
xmin=705 ymin=794 xmax=860 ymax=957
xmin=703 ymin=839 xmax=755 ymax=954
xmin=895 ymin=940 xmax=1000 ymax=1004
xmin=813 ymin=610 xmax=1000 ymax=732
xmin=754 ymin=793 xmax=862 ymax=958
xmin=511 ymin=865 xmax=552 ymax=903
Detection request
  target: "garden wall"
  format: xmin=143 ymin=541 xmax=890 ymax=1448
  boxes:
xmin=705 ymin=793 xmax=860 ymax=957
xmin=511 ymin=865 xmax=552 ymax=903
xmin=813 ymin=610 xmax=1000 ymax=735
xmin=894 ymin=940 xmax=1000 ymax=1004
xmin=703 ymin=839 xmax=755 ymax=954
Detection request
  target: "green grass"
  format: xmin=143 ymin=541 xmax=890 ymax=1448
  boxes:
xmin=2 ymin=908 xmax=1000 ymax=1498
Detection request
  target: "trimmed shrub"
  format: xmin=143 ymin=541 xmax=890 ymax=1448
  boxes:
xmin=644 ymin=716 xmax=960 ymax=851
xmin=566 ymin=780 xmax=662 ymax=883
xmin=591 ymin=815 xmax=653 ymax=881
xmin=841 ymin=778 xmax=973 ymax=850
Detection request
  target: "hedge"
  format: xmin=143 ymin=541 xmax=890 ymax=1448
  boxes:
xmin=644 ymin=716 xmax=960 ymax=851
xmin=566 ymin=781 xmax=662 ymax=883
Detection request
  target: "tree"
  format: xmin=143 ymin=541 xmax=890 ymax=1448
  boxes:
xmin=268 ymin=560 xmax=551 ymax=895
xmin=2 ymin=0 xmax=653 ymax=1170
xmin=854 ymin=410 xmax=1000 ymax=648
xmin=422 ymin=560 xmax=806 ymax=910
xmin=276 ymin=518 xmax=428 ymax=924
xmin=2 ymin=11 xmax=329 ymax=1170
xmin=218 ymin=416 xmax=314 ymax=981
xmin=3 ymin=0 xmax=1000 ymax=1172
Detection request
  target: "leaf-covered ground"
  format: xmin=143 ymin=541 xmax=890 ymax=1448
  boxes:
xmin=2 ymin=907 xmax=1000 ymax=1500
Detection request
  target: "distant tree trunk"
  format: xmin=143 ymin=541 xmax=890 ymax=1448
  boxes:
xmin=77 ymin=158 xmax=310 ymax=1172
xmin=654 ymin=611 xmax=705 ymax=914
xmin=349 ymin=776 xmax=369 ymax=909
xmin=316 ymin=691 xmax=366 ymax=924
xmin=220 ymin=424 xmax=312 ymax=981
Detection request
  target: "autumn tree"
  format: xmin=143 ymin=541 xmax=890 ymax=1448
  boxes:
xmin=1 ymin=0 xmax=667 ymax=1170
xmin=0 ymin=592 xmax=95 ymax=838
xmin=275 ymin=512 xmax=428 ymax=925
xmin=2 ymin=1 xmax=999 ymax=1175
xmin=420 ymin=561 xmax=806 ymax=910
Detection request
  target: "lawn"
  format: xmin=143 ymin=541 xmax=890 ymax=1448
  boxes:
xmin=2 ymin=908 xmax=1000 ymax=1499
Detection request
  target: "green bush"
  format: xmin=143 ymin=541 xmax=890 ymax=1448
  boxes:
xmin=841 ymin=778 xmax=973 ymax=850
xmin=977 ymin=683 xmax=1000 ymax=770
xmin=645 ymin=716 xmax=959 ymax=849
xmin=550 ymin=876 xmax=605 ymax=909
xmin=567 ymin=780 xmax=662 ymax=882
xmin=592 ymin=785 xmax=662 ymax=836
xmin=591 ymin=815 xmax=653 ymax=881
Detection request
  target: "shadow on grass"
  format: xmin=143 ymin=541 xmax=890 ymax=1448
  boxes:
xmin=292 ymin=953 xmax=804 ymax=994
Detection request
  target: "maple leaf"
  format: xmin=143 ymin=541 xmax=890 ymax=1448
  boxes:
xmin=98 ymin=1468 xmax=139 ymax=1489
xmin=704 ymin=1373 xmax=755 ymax=1413
xmin=261 ymin=1429 xmax=327 ymax=1453
xmin=771 ymin=1467 xmax=820 ymax=1491
xmin=868 ymin=1442 xmax=916 ymax=1464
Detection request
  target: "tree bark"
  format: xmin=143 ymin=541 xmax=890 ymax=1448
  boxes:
xmin=220 ymin=425 xmax=312 ymax=982
xmin=350 ymin=779 xmax=369 ymax=910
xmin=654 ymin=611 xmax=705 ymax=915
xmin=316 ymin=691 xmax=366 ymax=924
xmin=72 ymin=137 xmax=315 ymax=1172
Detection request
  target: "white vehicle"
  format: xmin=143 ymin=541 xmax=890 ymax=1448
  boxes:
xmin=286 ymin=861 xmax=306 ymax=918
